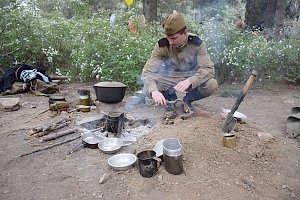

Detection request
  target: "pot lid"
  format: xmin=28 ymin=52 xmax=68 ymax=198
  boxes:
xmin=94 ymin=82 xmax=127 ymax=87
xmin=49 ymin=96 xmax=65 ymax=100
xmin=153 ymin=139 xmax=166 ymax=157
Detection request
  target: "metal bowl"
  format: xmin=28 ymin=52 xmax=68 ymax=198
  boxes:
xmin=98 ymin=138 xmax=123 ymax=154
xmin=107 ymin=153 xmax=137 ymax=171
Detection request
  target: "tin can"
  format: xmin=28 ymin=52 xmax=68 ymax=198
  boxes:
xmin=223 ymin=134 xmax=237 ymax=148
xmin=79 ymin=95 xmax=90 ymax=106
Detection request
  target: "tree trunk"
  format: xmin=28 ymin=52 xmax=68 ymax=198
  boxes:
xmin=297 ymin=2 xmax=300 ymax=27
xmin=142 ymin=0 xmax=158 ymax=23
xmin=263 ymin=0 xmax=277 ymax=28
xmin=245 ymin=0 xmax=268 ymax=28
xmin=273 ymin=0 xmax=287 ymax=40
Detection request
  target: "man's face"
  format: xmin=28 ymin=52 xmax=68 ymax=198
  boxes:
xmin=166 ymin=32 xmax=187 ymax=48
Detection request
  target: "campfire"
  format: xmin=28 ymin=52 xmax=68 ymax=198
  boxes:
xmin=77 ymin=109 xmax=152 ymax=142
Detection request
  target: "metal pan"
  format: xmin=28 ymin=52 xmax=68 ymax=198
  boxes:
xmin=98 ymin=138 xmax=131 ymax=154
xmin=69 ymin=133 xmax=100 ymax=155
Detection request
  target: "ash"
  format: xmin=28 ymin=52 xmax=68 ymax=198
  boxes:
xmin=76 ymin=104 xmax=164 ymax=143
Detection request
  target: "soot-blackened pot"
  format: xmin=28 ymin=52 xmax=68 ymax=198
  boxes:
xmin=94 ymin=82 xmax=127 ymax=103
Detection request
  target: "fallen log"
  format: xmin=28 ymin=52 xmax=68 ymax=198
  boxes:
xmin=39 ymin=128 xmax=78 ymax=142
xmin=20 ymin=135 xmax=80 ymax=157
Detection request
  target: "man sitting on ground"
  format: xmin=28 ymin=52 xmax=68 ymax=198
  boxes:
xmin=141 ymin=13 xmax=218 ymax=112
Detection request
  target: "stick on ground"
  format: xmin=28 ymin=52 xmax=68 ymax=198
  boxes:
xmin=20 ymin=135 xmax=80 ymax=157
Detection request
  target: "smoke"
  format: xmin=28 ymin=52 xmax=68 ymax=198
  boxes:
xmin=194 ymin=0 xmax=229 ymax=24
xmin=124 ymin=91 xmax=146 ymax=112
xmin=191 ymin=0 xmax=238 ymax=63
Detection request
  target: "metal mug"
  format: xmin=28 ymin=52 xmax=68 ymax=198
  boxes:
xmin=137 ymin=150 xmax=161 ymax=178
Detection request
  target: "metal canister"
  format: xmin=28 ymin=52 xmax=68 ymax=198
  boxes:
xmin=163 ymin=138 xmax=184 ymax=175
xmin=223 ymin=134 xmax=237 ymax=148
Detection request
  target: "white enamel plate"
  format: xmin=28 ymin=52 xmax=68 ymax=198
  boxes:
xmin=222 ymin=107 xmax=247 ymax=120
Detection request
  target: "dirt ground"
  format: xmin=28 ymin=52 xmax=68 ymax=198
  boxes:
xmin=0 ymin=81 xmax=299 ymax=200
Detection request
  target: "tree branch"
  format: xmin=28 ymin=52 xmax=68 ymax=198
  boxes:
xmin=0 ymin=48 xmax=20 ymax=58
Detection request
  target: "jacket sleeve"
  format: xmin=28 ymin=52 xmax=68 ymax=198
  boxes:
xmin=187 ymin=41 xmax=215 ymax=88
xmin=141 ymin=43 xmax=164 ymax=93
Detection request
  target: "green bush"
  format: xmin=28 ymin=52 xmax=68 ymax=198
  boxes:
xmin=1 ymin=5 xmax=299 ymax=91
xmin=219 ymin=29 xmax=300 ymax=83
xmin=69 ymin=14 xmax=162 ymax=90
xmin=0 ymin=6 xmax=34 ymax=69
xmin=188 ymin=16 xmax=300 ymax=84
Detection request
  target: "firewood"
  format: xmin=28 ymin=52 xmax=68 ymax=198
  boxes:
xmin=39 ymin=128 xmax=78 ymax=142
xmin=32 ymin=122 xmax=71 ymax=137
xmin=30 ymin=118 xmax=70 ymax=136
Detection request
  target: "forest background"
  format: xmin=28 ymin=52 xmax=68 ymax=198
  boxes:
xmin=0 ymin=0 xmax=300 ymax=90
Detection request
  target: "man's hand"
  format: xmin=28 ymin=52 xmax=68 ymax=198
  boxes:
xmin=174 ymin=79 xmax=192 ymax=93
xmin=151 ymin=90 xmax=167 ymax=106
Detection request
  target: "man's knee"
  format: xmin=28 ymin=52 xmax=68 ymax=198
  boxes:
xmin=199 ymin=78 xmax=218 ymax=97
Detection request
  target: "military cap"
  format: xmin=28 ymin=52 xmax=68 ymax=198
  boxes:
xmin=164 ymin=13 xmax=187 ymax=35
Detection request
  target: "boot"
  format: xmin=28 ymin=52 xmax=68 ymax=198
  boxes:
xmin=183 ymin=88 xmax=203 ymax=111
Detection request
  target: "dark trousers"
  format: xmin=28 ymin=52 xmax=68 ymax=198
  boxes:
xmin=161 ymin=87 xmax=203 ymax=109
xmin=161 ymin=88 xmax=177 ymax=101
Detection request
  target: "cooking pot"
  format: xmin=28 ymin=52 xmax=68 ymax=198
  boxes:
xmin=94 ymin=82 xmax=127 ymax=103
xmin=69 ymin=133 xmax=100 ymax=154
